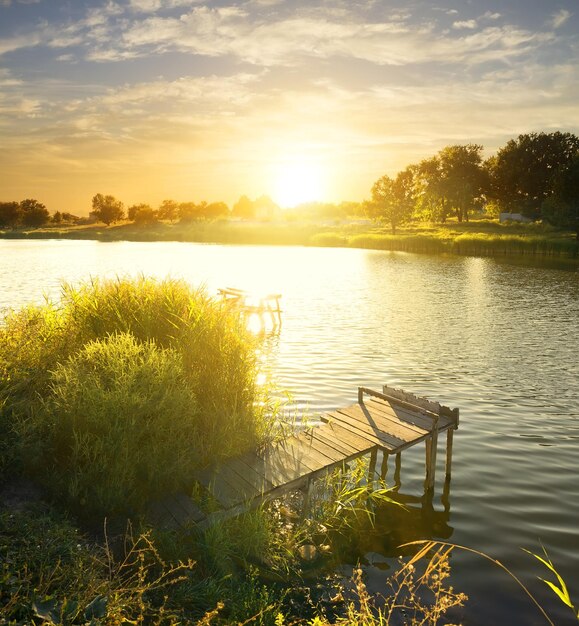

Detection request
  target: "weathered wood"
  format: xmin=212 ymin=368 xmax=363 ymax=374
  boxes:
xmin=368 ymin=449 xmax=378 ymax=484
xmin=152 ymin=386 xmax=459 ymax=530
xmin=380 ymin=452 xmax=388 ymax=480
xmin=394 ymin=453 xmax=402 ymax=487
xmin=341 ymin=402 xmax=428 ymax=443
xmin=381 ymin=384 xmax=459 ymax=425
xmin=309 ymin=426 xmax=361 ymax=457
xmin=322 ymin=410 xmax=397 ymax=449
xmin=445 ymin=428 xmax=454 ymax=478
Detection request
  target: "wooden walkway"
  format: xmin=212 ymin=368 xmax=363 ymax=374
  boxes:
xmin=149 ymin=386 xmax=459 ymax=530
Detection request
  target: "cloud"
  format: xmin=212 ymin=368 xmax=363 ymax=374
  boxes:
xmin=453 ymin=19 xmax=477 ymax=30
xmin=548 ymin=9 xmax=571 ymax=29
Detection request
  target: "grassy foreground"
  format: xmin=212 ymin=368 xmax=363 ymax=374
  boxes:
xmin=1 ymin=217 xmax=577 ymax=259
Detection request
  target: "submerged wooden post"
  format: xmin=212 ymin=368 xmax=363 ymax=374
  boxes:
xmin=425 ymin=431 xmax=438 ymax=492
xmin=380 ymin=451 xmax=388 ymax=481
xmin=368 ymin=449 xmax=377 ymax=486
xmin=445 ymin=428 xmax=454 ymax=479
xmin=301 ymin=477 xmax=313 ymax=519
xmin=394 ymin=453 xmax=402 ymax=488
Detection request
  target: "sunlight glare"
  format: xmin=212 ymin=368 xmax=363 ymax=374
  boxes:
xmin=273 ymin=159 xmax=327 ymax=208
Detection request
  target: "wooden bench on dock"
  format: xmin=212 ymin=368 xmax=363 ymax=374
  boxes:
xmin=149 ymin=386 xmax=459 ymax=530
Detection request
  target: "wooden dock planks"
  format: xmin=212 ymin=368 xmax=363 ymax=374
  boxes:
xmin=151 ymin=387 xmax=459 ymax=529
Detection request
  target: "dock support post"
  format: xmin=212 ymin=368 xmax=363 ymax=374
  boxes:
xmin=394 ymin=453 xmax=402 ymax=488
xmin=380 ymin=452 xmax=388 ymax=481
xmin=301 ymin=478 xmax=313 ymax=519
xmin=425 ymin=431 xmax=438 ymax=493
xmin=368 ymin=449 xmax=377 ymax=487
xmin=445 ymin=429 xmax=454 ymax=479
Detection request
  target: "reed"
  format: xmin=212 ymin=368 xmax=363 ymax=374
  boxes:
xmin=0 ymin=277 xmax=279 ymax=516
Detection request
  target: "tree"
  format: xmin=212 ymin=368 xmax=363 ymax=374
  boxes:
xmin=20 ymin=199 xmax=50 ymax=227
xmin=488 ymin=132 xmax=579 ymax=218
xmin=367 ymin=170 xmax=414 ymax=233
xmin=90 ymin=193 xmax=125 ymax=225
xmin=178 ymin=202 xmax=200 ymax=223
xmin=128 ymin=203 xmax=158 ymax=225
xmin=202 ymin=201 xmax=229 ymax=219
xmin=157 ymin=199 xmax=179 ymax=223
xmin=232 ymin=195 xmax=255 ymax=219
xmin=0 ymin=201 xmax=21 ymax=228
xmin=438 ymin=145 xmax=487 ymax=222
xmin=542 ymin=153 xmax=579 ymax=238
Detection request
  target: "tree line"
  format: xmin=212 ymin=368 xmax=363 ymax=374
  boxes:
xmin=0 ymin=199 xmax=79 ymax=229
xmin=367 ymin=131 xmax=579 ymax=237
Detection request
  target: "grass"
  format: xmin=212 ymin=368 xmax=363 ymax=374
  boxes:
xmin=1 ymin=216 xmax=577 ymax=258
xmin=0 ymin=277 xmax=280 ymax=517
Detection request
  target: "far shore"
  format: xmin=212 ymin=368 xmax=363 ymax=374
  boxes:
xmin=1 ymin=217 xmax=577 ymax=260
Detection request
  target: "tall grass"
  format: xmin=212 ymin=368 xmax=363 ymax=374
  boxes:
xmin=0 ymin=277 xmax=278 ymax=516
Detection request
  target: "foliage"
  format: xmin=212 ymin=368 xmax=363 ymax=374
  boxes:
xmin=0 ymin=505 xmax=195 ymax=625
xmin=367 ymin=170 xmax=414 ymax=233
xmin=542 ymin=152 xmax=579 ymax=238
xmin=90 ymin=193 xmax=125 ymax=225
xmin=19 ymin=198 xmax=50 ymax=227
xmin=0 ymin=277 xmax=278 ymax=514
xmin=158 ymin=199 xmax=179 ymax=222
xmin=488 ymin=132 xmax=579 ymax=218
xmin=0 ymin=200 xmax=20 ymax=228
xmin=128 ymin=203 xmax=158 ymax=225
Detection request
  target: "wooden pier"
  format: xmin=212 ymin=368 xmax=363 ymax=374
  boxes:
xmin=149 ymin=386 xmax=459 ymax=530
xmin=218 ymin=287 xmax=282 ymax=328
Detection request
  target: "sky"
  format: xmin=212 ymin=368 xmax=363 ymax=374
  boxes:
xmin=1 ymin=0 xmax=578 ymax=213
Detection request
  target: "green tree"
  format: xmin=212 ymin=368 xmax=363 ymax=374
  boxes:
xmin=438 ymin=144 xmax=487 ymax=222
xmin=414 ymin=157 xmax=448 ymax=222
xmin=367 ymin=170 xmax=414 ymax=233
xmin=90 ymin=193 xmax=125 ymax=225
xmin=0 ymin=201 xmax=21 ymax=228
xmin=20 ymin=199 xmax=50 ymax=227
xmin=489 ymin=132 xmax=579 ymax=218
xmin=542 ymin=153 xmax=579 ymax=238
xmin=128 ymin=204 xmax=158 ymax=225
xmin=178 ymin=201 xmax=200 ymax=223
xmin=157 ymin=199 xmax=179 ymax=223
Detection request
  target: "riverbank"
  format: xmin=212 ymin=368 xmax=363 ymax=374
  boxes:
xmin=1 ymin=218 xmax=577 ymax=259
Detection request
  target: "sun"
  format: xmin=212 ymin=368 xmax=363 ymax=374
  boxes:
xmin=273 ymin=159 xmax=327 ymax=208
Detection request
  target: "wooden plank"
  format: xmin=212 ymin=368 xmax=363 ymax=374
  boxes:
xmin=332 ymin=407 xmax=409 ymax=448
xmin=294 ymin=430 xmax=347 ymax=464
xmin=253 ymin=446 xmax=313 ymax=488
xmin=226 ymin=454 xmax=274 ymax=494
xmin=340 ymin=403 xmax=426 ymax=443
xmin=196 ymin=464 xmax=260 ymax=509
xmin=364 ymin=397 xmax=436 ymax=432
xmin=310 ymin=426 xmax=361 ymax=457
xmin=277 ymin=437 xmax=331 ymax=473
xmin=316 ymin=421 xmax=373 ymax=454
xmin=322 ymin=410 xmax=396 ymax=450
xmin=299 ymin=431 xmax=349 ymax=464
xmin=363 ymin=398 xmax=431 ymax=434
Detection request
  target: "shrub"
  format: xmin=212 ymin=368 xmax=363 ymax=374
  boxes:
xmin=0 ymin=277 xmax=277 ymax=515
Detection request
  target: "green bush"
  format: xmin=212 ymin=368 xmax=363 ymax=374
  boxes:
xmin=0 ymin=277 xmax=277 ymax=515
xmin=29 ymin=333 xmax=200 ymax=514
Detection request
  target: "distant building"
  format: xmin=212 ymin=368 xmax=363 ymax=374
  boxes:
xmin=499 ymin=212 xmax=533 ymax=223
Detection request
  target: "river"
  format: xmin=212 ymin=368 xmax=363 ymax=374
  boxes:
xmin=1 ymin=239 xmax=578 ymax=624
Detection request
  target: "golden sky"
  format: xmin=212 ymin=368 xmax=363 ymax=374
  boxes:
xmin=1 ymin=0 xmax=578 ymax=212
